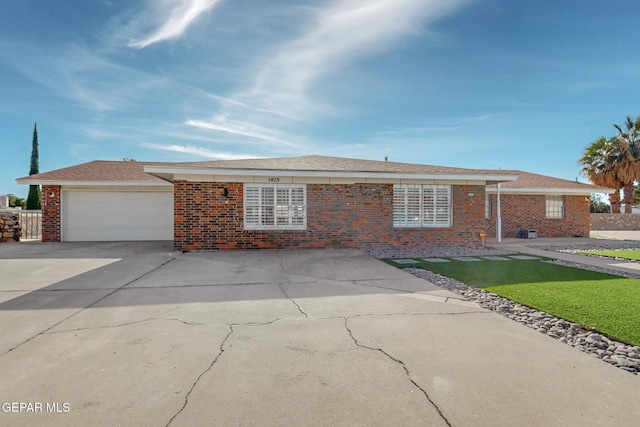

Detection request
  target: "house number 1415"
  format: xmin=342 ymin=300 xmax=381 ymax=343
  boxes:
xmin=268 ymin=177 xmax=280 ymax=182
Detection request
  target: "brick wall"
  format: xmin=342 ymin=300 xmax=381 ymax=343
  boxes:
xmin=590 ymin=213 xmax=640 ymax=230
xmin=174 ymin=181 xmax=489 ymax=251
xmin=484 ymin=194 xmax=589 ymax=238
xmin=42 ymin=185 xmax=61 ymax=242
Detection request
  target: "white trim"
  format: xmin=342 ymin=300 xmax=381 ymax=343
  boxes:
xmin=171 ymin=174 xmax=492 ymax=185
xmin=486 ymin=187 xmax=614 ymax=196
xmin=61 ymin=185 xmax=173 ymax=192
xmin=144 ymin=165 xmax=518 ymax=183
xmin=16 ymin=179 xmax=171 ymax=187
xmin=496 ymin=183 xmax=502 ymax=243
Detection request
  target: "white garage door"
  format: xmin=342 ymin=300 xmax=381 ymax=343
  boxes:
xmin=63 ymin=191 xmax=173 ymax=241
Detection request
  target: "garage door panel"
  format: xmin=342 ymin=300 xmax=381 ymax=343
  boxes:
xmin=64 ymin=191 xmax=173 ymax=241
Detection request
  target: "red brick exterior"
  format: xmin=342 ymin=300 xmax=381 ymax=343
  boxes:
xmin=38 ymin=182 xmax=591 ymax=247
xmin=174 ymin=181 xmax=489 ymax=251
xmin=484 ymin=194 xmax=589 ymax=238
xmin=42 ymin=185 xmax=61 ymax=242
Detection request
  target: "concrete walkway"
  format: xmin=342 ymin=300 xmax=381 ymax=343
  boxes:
xmin=489 ymin=234 xmax=640 ymax=276
xmin=590 ymin=230 xmax=640 ymax=241
xmin=0 ymin=242 xmax=639 ymax=426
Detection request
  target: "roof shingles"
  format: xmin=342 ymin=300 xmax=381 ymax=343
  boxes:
xmin=488 ymin=170 xmax=607 ymax=191
xmin=16 ymin=156 xmax=610 ymax=193
xmin=162 ymin=155 xmax=515 ymax=175
xmin=17 ymin=160 xmax=168 ymax=183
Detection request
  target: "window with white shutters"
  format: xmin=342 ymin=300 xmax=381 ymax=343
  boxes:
xmin=393 ymin=184 xmax=421 ymax=227
xmin=244 ymin=184 xmax=306 ymax=230
xmin=393 ymin=184 xmax=452 ymax=228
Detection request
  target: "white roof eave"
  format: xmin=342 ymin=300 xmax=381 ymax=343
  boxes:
xmin=15 ymin=179 xmax=172 ymax=187
xmin=486 ymin=186 xmax=616 ymax=195
xmin=143 ymin=165 xmax=519 ymax=183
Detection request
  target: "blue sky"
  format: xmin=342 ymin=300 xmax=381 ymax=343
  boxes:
xmin=2 ymin=0 xmax=640 ymax=197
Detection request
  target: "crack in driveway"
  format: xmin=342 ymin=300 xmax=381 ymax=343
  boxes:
xmin=43 ymin=315 xmax=313 ymax=334
xmin=279 ymin=283 xmax=308 ymax=318
xmin=42 ymin=317 xmax=216 ymax=334
xmin=343 ymin=317 xmax=452 ymax=427
xmin=275 ymin=251 xmax=285 ymax=271
xmin=166 ymin=325 xmax=234 ymax=427
xmin=42 ymin=310 xmax=487 ymax=335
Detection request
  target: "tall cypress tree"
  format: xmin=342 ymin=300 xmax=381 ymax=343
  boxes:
xmin=26 ymin=122 xmax=41 ymax=210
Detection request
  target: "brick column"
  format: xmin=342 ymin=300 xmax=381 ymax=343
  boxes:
xmin=42 ymin=185 xmax=61 ymax=242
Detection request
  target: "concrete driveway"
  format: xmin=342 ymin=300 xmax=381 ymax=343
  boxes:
xmin=0 ymin=242 xmax=638 ymax=426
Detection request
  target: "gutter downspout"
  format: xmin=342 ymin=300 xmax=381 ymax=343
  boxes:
xmin=497 ymin=183 xmax=502 ymax=243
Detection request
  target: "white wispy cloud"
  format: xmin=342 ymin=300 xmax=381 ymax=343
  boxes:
xmin=5 ymin=0 xmax=475 ymax=163
xmin=374 ymin=126 xmax=461 ymax=136
xmin=143 ymin=143 xmax=254 ymax=159
xmin=243 ymin=0 xmax=474 ymax=120
xmin=128 ymin=0 xmax=223 ymax=49
xmin=192 ymin=0 xmax=475 ymax=147
xmin=372 ymin=115 xmax=495 ymax=136
xmin=0 ymin=41 xmax=170 ymax=112
xmin=185 ymin=118 xmax=302 ymax=148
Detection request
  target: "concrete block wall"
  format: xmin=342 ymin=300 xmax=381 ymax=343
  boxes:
xmin=174 ymin=181 xmax=488 ymax=251
xmin=484 ymin=194 xmax=589 ymax=238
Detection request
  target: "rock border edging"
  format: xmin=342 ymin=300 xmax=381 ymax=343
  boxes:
xmin=366 ymin=244 xmax=640 ymax=375
xmin=404 ymin=266 xmax=640 ymax=375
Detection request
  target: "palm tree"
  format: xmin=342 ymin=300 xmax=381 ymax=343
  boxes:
xmin=610 ymin=116 xmax=640 ymax=213
xmin=580 ymin=116 xmax=640 ymax=213
xmin=580 ymin=137 xmax=623 ymax=213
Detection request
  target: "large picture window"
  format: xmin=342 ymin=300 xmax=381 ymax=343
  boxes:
xmin=244 ymin=184 xmax=306 ymax=230
xmin=393 ymin=184 xmax=452 ymax=228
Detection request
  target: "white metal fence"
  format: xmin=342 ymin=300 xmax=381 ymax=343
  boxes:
xmin=19 ymin=210 xmax=42 ymax=240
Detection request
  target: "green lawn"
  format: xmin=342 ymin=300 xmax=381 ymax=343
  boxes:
xmin=384 ymin=256 xmax=640 ymax=346
xmin=579 ymin=249 xmax=640 ymax=261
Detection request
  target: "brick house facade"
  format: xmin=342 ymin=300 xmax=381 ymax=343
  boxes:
xmin=21 ymin=156 xmax=611 ymax=248
xmin=483 ymin=170 xmax=604 ymax=239
xmin=484 ymin=194 xmax=590 ymax=238
xmin=173 ymin=181 xmax=489 ymax=251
